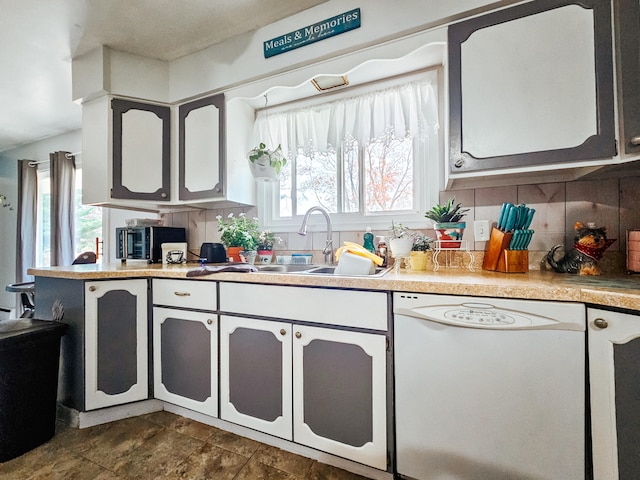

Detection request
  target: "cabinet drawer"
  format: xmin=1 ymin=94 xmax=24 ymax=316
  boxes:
xmin=153 ymin=279 xmax=216 ymax=311
xmin=219 ymin=283 xmax=388 ymax=331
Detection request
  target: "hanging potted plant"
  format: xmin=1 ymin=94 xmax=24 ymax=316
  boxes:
xmin=247 ymin=143 xmax=287 ymax=182
xmin=409 ymin=235 xmax=433 ymax=271
xmin=425 ymin=197 xmax=469 ymax=248
xmin=256 ymin=229 xmax=282 ymax=264
xmin=216 ymin=213 xmax=260 ymax=262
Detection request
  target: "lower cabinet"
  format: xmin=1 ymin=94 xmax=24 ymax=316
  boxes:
xmin=219 ymin=314 xmax=388 ymax=470
xmin=588 ymin=307 xmax=640 ymax=480
xmin=85 ymin=279 xmax=149 ymax=410
xmin=151 ymin=279 xmax=218 ymax=416
xmin=220 ymin=316 xmax=292 ymax=439
xmin=153 ymin=307 xmax=218 ymax=416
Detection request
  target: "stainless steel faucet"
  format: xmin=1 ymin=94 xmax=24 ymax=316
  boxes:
xmin=298 ymin=206 xmax=333 ymax=264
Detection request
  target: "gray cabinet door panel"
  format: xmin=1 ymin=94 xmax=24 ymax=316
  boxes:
xmin=160 ymin=317 xmax=211 ymax=402
xmin=229 ymin=327 xmax=283 ymax=421
xmin=97 ymin=290 xmax=138 ymax=395
xmin=302 ymin=339 xmax=372 ymax=447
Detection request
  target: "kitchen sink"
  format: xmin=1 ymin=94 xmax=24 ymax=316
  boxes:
xmin=254 ymin=264 xmax=314 ymax=273
xmin=254 ymin=264 xmax=391 ymax=278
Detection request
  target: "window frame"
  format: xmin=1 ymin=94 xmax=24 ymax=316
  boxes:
xmin=257 ymin=67 xmax=444 ymax=233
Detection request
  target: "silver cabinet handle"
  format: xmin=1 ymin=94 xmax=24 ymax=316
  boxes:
xmin=174 ymin=291 xmax=191 ymax=297
xmin=295 ymin=331 xmax=302 ymax=339
xmin=88 ymin=286 xmax=96 ymax=292
xmin=280 ymin=329 xmax=287 ymax=336
xmin=593 ymin=318 xmax=608 ymax=329
xmin=207 ymin=319 xmax=213 ymax=325
xmin=631 ymin=136 xmax=640 ymax=146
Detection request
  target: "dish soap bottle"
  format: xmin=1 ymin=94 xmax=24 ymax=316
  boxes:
xmin=363 ymin=227 xmax=375 ymax=253
xmin=377 ymin=235 xmax=388 ymax=267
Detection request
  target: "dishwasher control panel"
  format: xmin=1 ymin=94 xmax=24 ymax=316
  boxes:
xmin=445 ymin=308 xmax=516 ymax=325
xmin=393 ymin=292 xmax=586 ymax=332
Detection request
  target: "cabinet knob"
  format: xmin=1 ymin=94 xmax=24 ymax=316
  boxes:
xmin=174 ymin=291 xmax=191 ymax=297
xmin=88 ymin=286 xmax=96 ymax=292
xmin=453 ymin=158 xmax=464 ymax=168
xmin=631 ymin=136 xmax=640 ymax=146
xmin=295 ymin=331 xmax=302 ymax=339
xmin=593 ymin=318 xmax=608 ymax=329
xmin=161 ymin=192 xmax=168 ymax=198
xmin=280 ymin=329 xmax=287 ymax=336
xmin=207 ymin=319 xmax=213 ymax=325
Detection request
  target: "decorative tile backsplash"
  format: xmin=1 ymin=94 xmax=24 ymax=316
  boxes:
xmin=163 ymin=176 xmax=640 ymax=273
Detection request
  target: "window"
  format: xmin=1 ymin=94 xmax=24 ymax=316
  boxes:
xmin=254 ymin=69 xmax=441 ymax=231
xmin=35 ymin=168 xmax=102 ymax=266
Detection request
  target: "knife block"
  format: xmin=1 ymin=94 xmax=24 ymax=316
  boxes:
xmin=482 ymin=228 xmax=512 ymax=271
xmin=482 ymin=228 xmax=529 ymax=273
xmin=496 ymin=250 xmax=529 ymax=273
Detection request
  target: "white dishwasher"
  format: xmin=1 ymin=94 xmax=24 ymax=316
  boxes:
xmin=393 ymin=292 xmax=585 ymax=480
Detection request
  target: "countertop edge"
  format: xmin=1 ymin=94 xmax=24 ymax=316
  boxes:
xmin=27 ymin=264 xmax=640 ymax=312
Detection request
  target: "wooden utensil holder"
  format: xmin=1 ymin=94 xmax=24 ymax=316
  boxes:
xmin=482 ymin=227 xmax=529 ymax=273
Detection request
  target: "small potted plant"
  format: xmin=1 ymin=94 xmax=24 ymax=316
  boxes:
xmin=216 ymin=213 xmax=260 ymax=262
xmin=425 ymin=197 xmax=469 ymax=248
xmin=409 ymin=234 xmax=433 ymax=271
xmin=247 ymin=143 xmax=287 ymax=182
xmin=256 ymin=229 xmax=282 ymax=264
xmin=388 ymin=221 xmax=414 ymax=259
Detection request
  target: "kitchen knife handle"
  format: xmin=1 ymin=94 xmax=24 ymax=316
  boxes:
xmin=523 ymin=209 xmax=535 ymax=230
xmin=504 ymin=208 xmax=517 ymax=232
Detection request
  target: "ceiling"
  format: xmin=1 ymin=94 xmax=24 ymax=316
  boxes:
xmin=0 ymin=0 xmax=330 ymax=153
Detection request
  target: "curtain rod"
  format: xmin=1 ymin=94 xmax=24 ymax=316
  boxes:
xmin=28 ymin=151 xmax=82 ymax=167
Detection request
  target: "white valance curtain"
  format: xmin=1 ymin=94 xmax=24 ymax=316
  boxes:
xmin=252 ymin=77 xmax=439 ymax=158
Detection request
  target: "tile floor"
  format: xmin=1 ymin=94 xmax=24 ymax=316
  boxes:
xmin=0 ymin=411 xmax=372 ymax=480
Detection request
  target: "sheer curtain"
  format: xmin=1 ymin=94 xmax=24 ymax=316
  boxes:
xmin=15 ymin=160 xmax=37 ymax=283
xmin=252 ymin=78 xmax=439 ymax=158
xmin=50 ymin=151 xmax=76 ymax=266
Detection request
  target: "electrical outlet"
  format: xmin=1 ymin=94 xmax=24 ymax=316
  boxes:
xmin=474 ymin=220 xmax=490 ymax=241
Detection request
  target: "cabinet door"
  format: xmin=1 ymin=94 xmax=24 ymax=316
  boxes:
xmin=111 ymin=98 xmax=170 ymax=201
xmin=448 ymin=0 xmax=615 ymax=173
xmin=292 ymin=325 xmax=387 ymax=470
xmin=588 ymin=308 xmax=640 ymax=479
xmin=85 ymin=279 xmax=148 ymax=410
xmin=179 ymin=94 xmax=225 ymax=200
xmin=615 ymin=0 xmax=640 ymax=155
xmin=219 ymin=316 xmax=293 ymax=440
xmin=153 ymin=307 xmax=217 ymax=417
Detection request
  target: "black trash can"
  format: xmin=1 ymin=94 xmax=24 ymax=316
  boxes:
xmin=0 ymin=319 xmax=67 ymax=462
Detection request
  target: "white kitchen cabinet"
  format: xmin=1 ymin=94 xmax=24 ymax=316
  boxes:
xmin=82 ymin=95 xmax=171 ymax=208
xmin=152 ymin=279 xmax=218 ymax=416
xmin=153 ymin=308 xmax=217 ymax=416
xmin=448 ymin=0 xmax=615 ymax=174
xmin=178 ymin=93 xmax=225 ymax=201
xmin=219 ymin=282 xmax=389 ymax=470
xmin=84 ymin=279 xmax=149 ymax=410
xmin=292 ymin=324 xmax=387 ymax=470
xmin=588 ymin=307 xmax=640 ymax=479
xmin=220 ymin=316 xmax=293 ymax=439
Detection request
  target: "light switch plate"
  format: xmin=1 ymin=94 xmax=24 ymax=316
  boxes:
xmin=474 ymin=220 xmax=490 ymax=241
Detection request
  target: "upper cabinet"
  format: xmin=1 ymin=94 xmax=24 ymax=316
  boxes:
xmin=82 ymin=93 xmax=254 ymax=211
xmin=448 ymin=0 xmax=616 ymax=174
xmin=178 ymin=94 xmax=225 ymax=200
xmin=615 ymin=0 xmax=640 ymax=156
xmin=112 ymin=98 xmax=171 ymax=201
